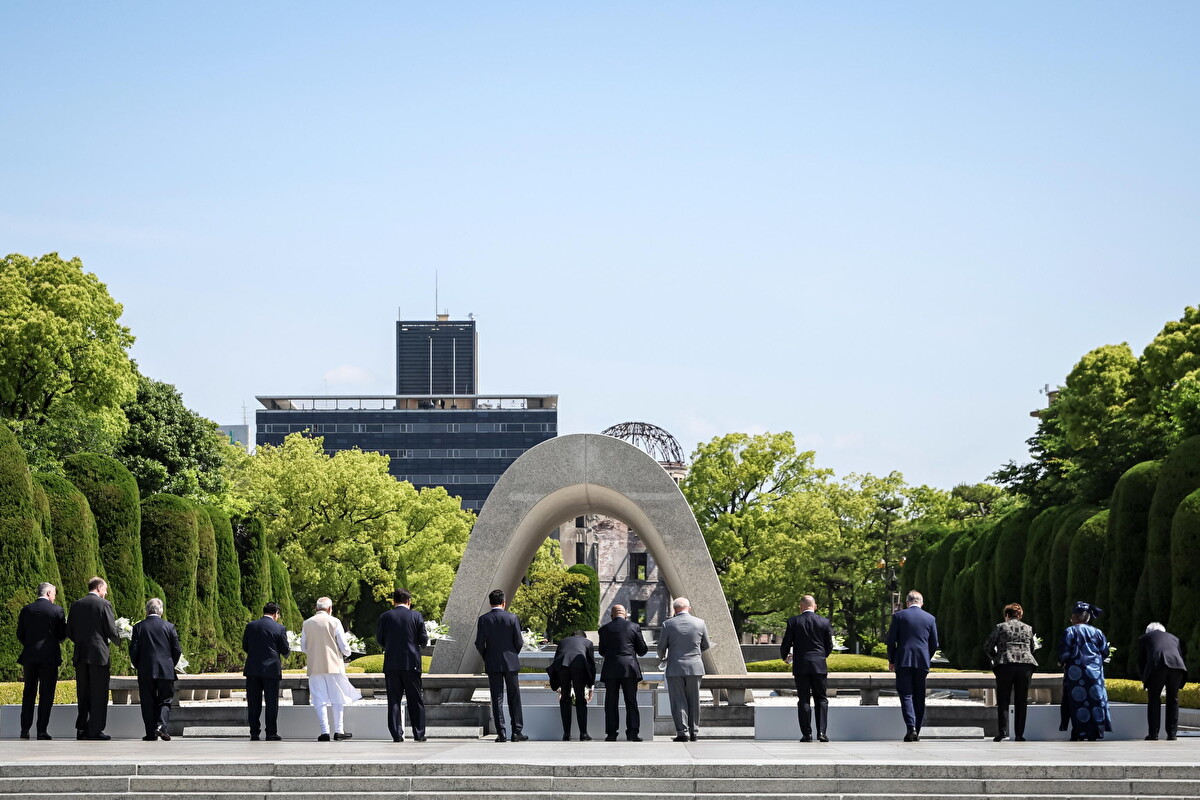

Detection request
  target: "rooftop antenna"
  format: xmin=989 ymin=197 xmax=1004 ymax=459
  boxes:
xmin=241 ymin=402 xmax=248 ymax=426
xmin=435 ymin=270 xmax=439 ymax=318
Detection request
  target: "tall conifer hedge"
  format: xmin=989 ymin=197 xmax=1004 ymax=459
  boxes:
xmin=1105 ymin=460 xmax=1162 ymax=674
xmin=140 ymin=494 xmax=199 ymax=645
xmin=0 ymin=423 xmax=48 ymax=678
xmin=34 ymin=474 xmax=105 ymax=602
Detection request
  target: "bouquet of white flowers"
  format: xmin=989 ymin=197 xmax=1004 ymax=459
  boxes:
xmin=424 ymin=620 xmax=452 ymax=642
xmin=1034 ymin=635 xmax=1044 ymax=650
xmin=520 ymin=629 xmax=544 ymax=652
xmin=1105 ymin=645 xmax=1116 ymax=664
xmin=115 ymin=617 xmax=133 ymax=640
xmin=175 ymin=654 xmax=189 ymax=674
xmin=832 ymin=635 xmax=848 ymax=652
xmin=344 ymin=630 xmax=365 ymax=655
xmin=286 ymin=630 xmax=303 ymax=652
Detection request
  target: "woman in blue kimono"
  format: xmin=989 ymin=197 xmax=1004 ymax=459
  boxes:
xmin=1058 ymin=601 xmax=1111 ymax=741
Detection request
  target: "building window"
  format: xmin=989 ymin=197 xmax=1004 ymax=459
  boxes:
xmin=575 ymin=516 xmax=585 ymax=529
xmin=575 ymin=541 xmax=586 ymax=565
xmin=630 ymin=600 xmax=647 ymax=625
xmin=447 ymin=423 xmax=460 ymax=433
xmin=631 ymin=552 xmax=648 ymax=582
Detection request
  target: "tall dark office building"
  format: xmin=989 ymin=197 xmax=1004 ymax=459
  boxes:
xmin=256 ymin=315 xmax=555 ymax=512
xmin=396 ymin=316 xmax=477 ymax=395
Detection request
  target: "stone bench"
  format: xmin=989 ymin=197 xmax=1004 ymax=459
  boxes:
xmin=701 ymin=672 xmax=1065 ymax=706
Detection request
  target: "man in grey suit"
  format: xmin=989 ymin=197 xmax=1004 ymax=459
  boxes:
xmin=657 ymin=597 xmax=709 ymax=742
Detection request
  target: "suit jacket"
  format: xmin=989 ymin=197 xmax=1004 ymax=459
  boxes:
xmin=66 ymin=592 xmax=121 ymax=666
xmin=657 ymin=611 xmax=710 ymax=677
xmin=1138 ymin=629 xmax=1188 ymax=683
xmin=130 ymin=615 xmax=182 ymax=680
xmin=474 ymin=607 xmax=523 ymax=673
xmin=598 ymin=616 xmax=647 ymax=681
xmin=780 ymin=610 xmax=834 ymax=675
xmin=549 ymin=634 xmax=596 ymax=690
xmin=886 ymin=605 xmax=939 ymax=671
xmin=377 ymin=604 xmax=428 ymax=672
xmin=17 ymin=597 xmax=67 ymax=666
xmin=242 ymin=616 xmax=291 ymax=679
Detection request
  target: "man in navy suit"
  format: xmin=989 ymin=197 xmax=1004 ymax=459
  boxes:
xmin=242 ymin=601 xmax=291 ymax=741
xmin=129 ymin=597 xmax=182 ymax=741
xmin=885 ymin=590 xmax=939 ymax=742
xmin=780 ymin=594 xmax=834 ymax=742
xmin=550 ymin=629 xmax=596 ymax=741
xmin=1138 ymin=622 xmax=1189 ymax=740
xmin=66 ymin=577 xmax=121 ymax=740
xmin=474 ymin=588 xmax=526 ymax=742
xmin=376 ymin=588 xmax=429 ymax=742
xmin=16 ymin=582 xmax=67 ymax=740
xmin=597 ymin=604 xmax=648 ymax=741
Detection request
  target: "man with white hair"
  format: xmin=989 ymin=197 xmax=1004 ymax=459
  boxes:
xmin=1138 ymin=622 xmax=1188 ymax=741
xmin=657 ymin=597 xmax=710 ymax=742
xmin=16 ymin=582 xmax=66 ymax=740
xmin=129 ymin=597 xmax=182 ymax=741
xmin=886 ymin=590 xmax=939 ymax=742
xmin=301 ymin=597 xmax=361 ymax=741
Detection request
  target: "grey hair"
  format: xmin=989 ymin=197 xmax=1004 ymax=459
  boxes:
xmin=906 ymin=591 xmax=924 ymax=606
xmin=1146 ymin=622 xmax=1167 ymax=634
xmin=37 ymin=582 xmax=54 ymax=598
xmin=672 ymin=597 xmax=690 ymax=613
xmin=145 ymin=597 xmax=164 ymax=616
xmin=316 ymin=597 xmax=333 ymax=611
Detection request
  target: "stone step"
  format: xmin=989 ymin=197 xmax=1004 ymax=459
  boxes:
xmin=9 ymin=793 xmax=1197 ymax=800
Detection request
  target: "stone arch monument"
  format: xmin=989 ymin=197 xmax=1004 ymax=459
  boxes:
xmin=430 ymin=433 xmax=746 ymax=677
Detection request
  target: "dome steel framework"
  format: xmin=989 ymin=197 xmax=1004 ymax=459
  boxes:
xmin=600 ymin=421 xmax=686 ymax=466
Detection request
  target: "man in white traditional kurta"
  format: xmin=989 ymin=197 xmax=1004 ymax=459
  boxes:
xmin=301 ymin=597 xmax=361 ymax=741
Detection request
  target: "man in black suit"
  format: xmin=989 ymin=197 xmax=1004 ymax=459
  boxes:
xmin=66 ymin=577 xmax=121 ymax=740
xmin=1138 ymin=621 xmax=1189 ymax=741
xmin=474 ymin=588 xmax=526 ymax=742
xmin=376 ymin=588 xmax=428 ymax=742
xmin=780 ymin=594 xmax=834 ymax=742
xmin=129 ymin=597 xmax=182 ymax=741
xmin=886 ymin=590 xmax=940 ymax=742
xmin=16 ymin=582 xmax=67 ymax=740
xmin=597 ymin=604 xmax=647 ymax=741
xmin=550 ymin=629 xmax=596 ymax=741
xmin=242 ymin=601 xmax=291 ymax=741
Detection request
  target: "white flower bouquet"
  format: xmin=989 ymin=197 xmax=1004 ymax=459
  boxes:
xmin=520 ymin=629 xmax=544 ymax=652
xmin=1105 ymin=645 xmax=1116 ymax=664
xmin=344 ymin=630 xmax=366 ymax=655
xmin=832 ymin=635 xmax=848 ymax=652
xmin=424 ymin=619 xmax=452 ymax=643
xmin=175 ymin=654 xmax=189 ymax=674
xmin=1033 ymin=635 xmax=1044 ymax=650
xmin=115 ymin=617 xmax=133 ymax=640
xmin=287 ymin=630 xmax=303 ymax=652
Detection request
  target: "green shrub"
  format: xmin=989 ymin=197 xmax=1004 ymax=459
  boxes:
xmin=189 ymin=506 xmax=221 ymax=671
xmin=34 ymin=474 xmax=105 ymax=602
xmin=1135 ymin=436 xmax=1200 ymax=636
xmin=1104 ymin=460 xmax=1162 ymax=676
xmin=140 ymin=494 xmax=199 ymax=645
xmin=30 ymin=481 xmax=62 ymax=592
xmin=991 ymin=508 xmax=1035 ymax=610
xmin=0 ymin=680 xmax=76 ymax=705
xmin=63 ymin=453 xmax=144 ymax=620
xmin=268 ymin=551 xmax=303 ymax=631
xmin=234 ymin=515 xmax=271 ymax=614
xmin=747 ymin=654 xmax=891 ymax=672
xmin=1048 ymin=505 xmax=1097 ymax=631
xmin=951 ymin=564 xmax=980 ymax=669
xmin=208 ymin=506 xmax=248 ymax=663
xmin=348 ymin=653 xmax=432 ymax=673
xmin=0 ymin=423 xmax=49 ymax=678
xmin=1022 ymin=506 xmax=1063 ymax=651
xmin=1169 ymin=488 xmax=1200 ymax=674
xmin=922 ymin=530 xmax=959 ymax=620
xmin=555 ymin=564 xmax=600 ymax=637
xmin=1067 ymin=510 xmax=1109 ymax=623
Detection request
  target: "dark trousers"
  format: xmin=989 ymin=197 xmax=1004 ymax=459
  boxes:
xmin=75 ymin=662 xmax=111 ymax=736
xmin=557 ymin=670 xmax=590 ymax=738
xmin=20 ymin=662 xmax=58 ymax=735
xmin=603 ymin=677 xmax=641 ymax=738
xmin=994 ymin=663 xmax=1034 ymax=738
xmin=895 ymin=667 xmax=928 ymax=732
xmin=137 ymin=676 xmax=174 ymax=736
xmin=246 ymin=675 xmax=281 ymax=737
xmin=1146 ymin=667 xmax=1187 ymax=737
xmin=793 ymin=671 xmax=829 ymax=737
xmin=385 ymin=669 xmax=426 ymax=740
xmin=486 ymin=671 xmax=523 ymax=737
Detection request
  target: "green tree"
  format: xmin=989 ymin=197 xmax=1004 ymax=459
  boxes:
xmin=234 ymin=515 xmax=271 ymax=614
xmin=1168 ymin=488 xmax=1200 ymax=674
xmin=62 ymin=453 xmax=144 ymax=620
xmin=0 ymin=253 xmax=137 ymax=469
xmin=0 ymin=423 xmax=50 ymax=677
xmin=30 ymin=481 xmax=62 ymax=594
xmin=229 ymin=433 xmax=473 ymax=620
xmin=510 ymin=539 xmax=588 ymax=638
xmin=114 ymin=374 xmax=235 ymax=500
xmin=1141 ymin=306 xmax=1200 ymax=443
xmin=682 ymin=432 xmax=834 ymax=636
xmin=208 ymin=506 xmax=248 ymax=656
xmin=34 ymin=474 xmax=104 ymax=602
xmin=268 ymin=551 xmax=304 ymax=632
xmin=1104 ymin=459 xmax=1162 ymax=673
xmin=140 ymin=494 xmax=199 ymax=645
xmin=190 ymin=506 xmax=222 ymax=671
xmin=556 ymin=564 xmax=601 ymax=637
xmin=1067 ymin=511 xmax=1110 ymax=619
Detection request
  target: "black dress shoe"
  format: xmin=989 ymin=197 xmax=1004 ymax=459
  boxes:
xmin=414 ymin=735 xmax=427 ymax=742
xmin=672 ymin=735 xmax=689 ymax=742
xmin=903 ymin=730 xmax=917 ymax=742
xmin=1167 ymin=733 xmax=1178 ymax=741
xmin=1145 ymin=734 xmax=1159 ymax=741
xmin=36 ymin=733 xmax=52 ymax=741
xmin=511 ymin=733 xmax=528 ymax=742
xmin=393 ymin=737 xmax=403 ymax=743
xmin=562 ymin=735 xmax=571 ymax=741
xmin=76 ymin=730 xmax=85 ymax=740
xmin=157 ymin=728 xmax=171 ymax=742
xmin=18 ymin=731 xmax=29 ymax=740
xmin=817 ymin=733 xmax=829 ymax=743
xmin=84 ymin=733 xmax=111 ymax=741
xmin=317 ymin=733 xmax=331 ymax=742
xmin=689 ymin=733 xmax=697 ymax=741
xmin=494 ymin=735 xmax=508 ymax=743
xmin=800 ymin=735 xmax=813 ymax=743
xmin=605 ymin=734 xmax=618 ymax=741
xmin=266 ymin=734 xmax=282 ymax=741
xmin=142 ymin=734 xmax=157 ymax=741
xmin=628 ymin=735 xmax=642 ymax=742
xmin=250 ymin=734 xmax=261 ymax=741
xmin=1015 ymin=737 xmax=1026 ymax=742
xmin=333 ymin=732 xmax=352 ymax=741
xmin=580 ymin=734 xmax=592 ymax=741
xmin=993 ymin=735 xmax=1008 ymax=742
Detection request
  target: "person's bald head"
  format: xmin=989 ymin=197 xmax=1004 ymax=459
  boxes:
xmin=800 ymin=595 xmax=817 ymax=611
xmin=611 ymin=604 xmax=627 ymax=619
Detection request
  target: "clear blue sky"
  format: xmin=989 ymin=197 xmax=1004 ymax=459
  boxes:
xmin=3 ymin=3 xmax=1198 ymax=491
